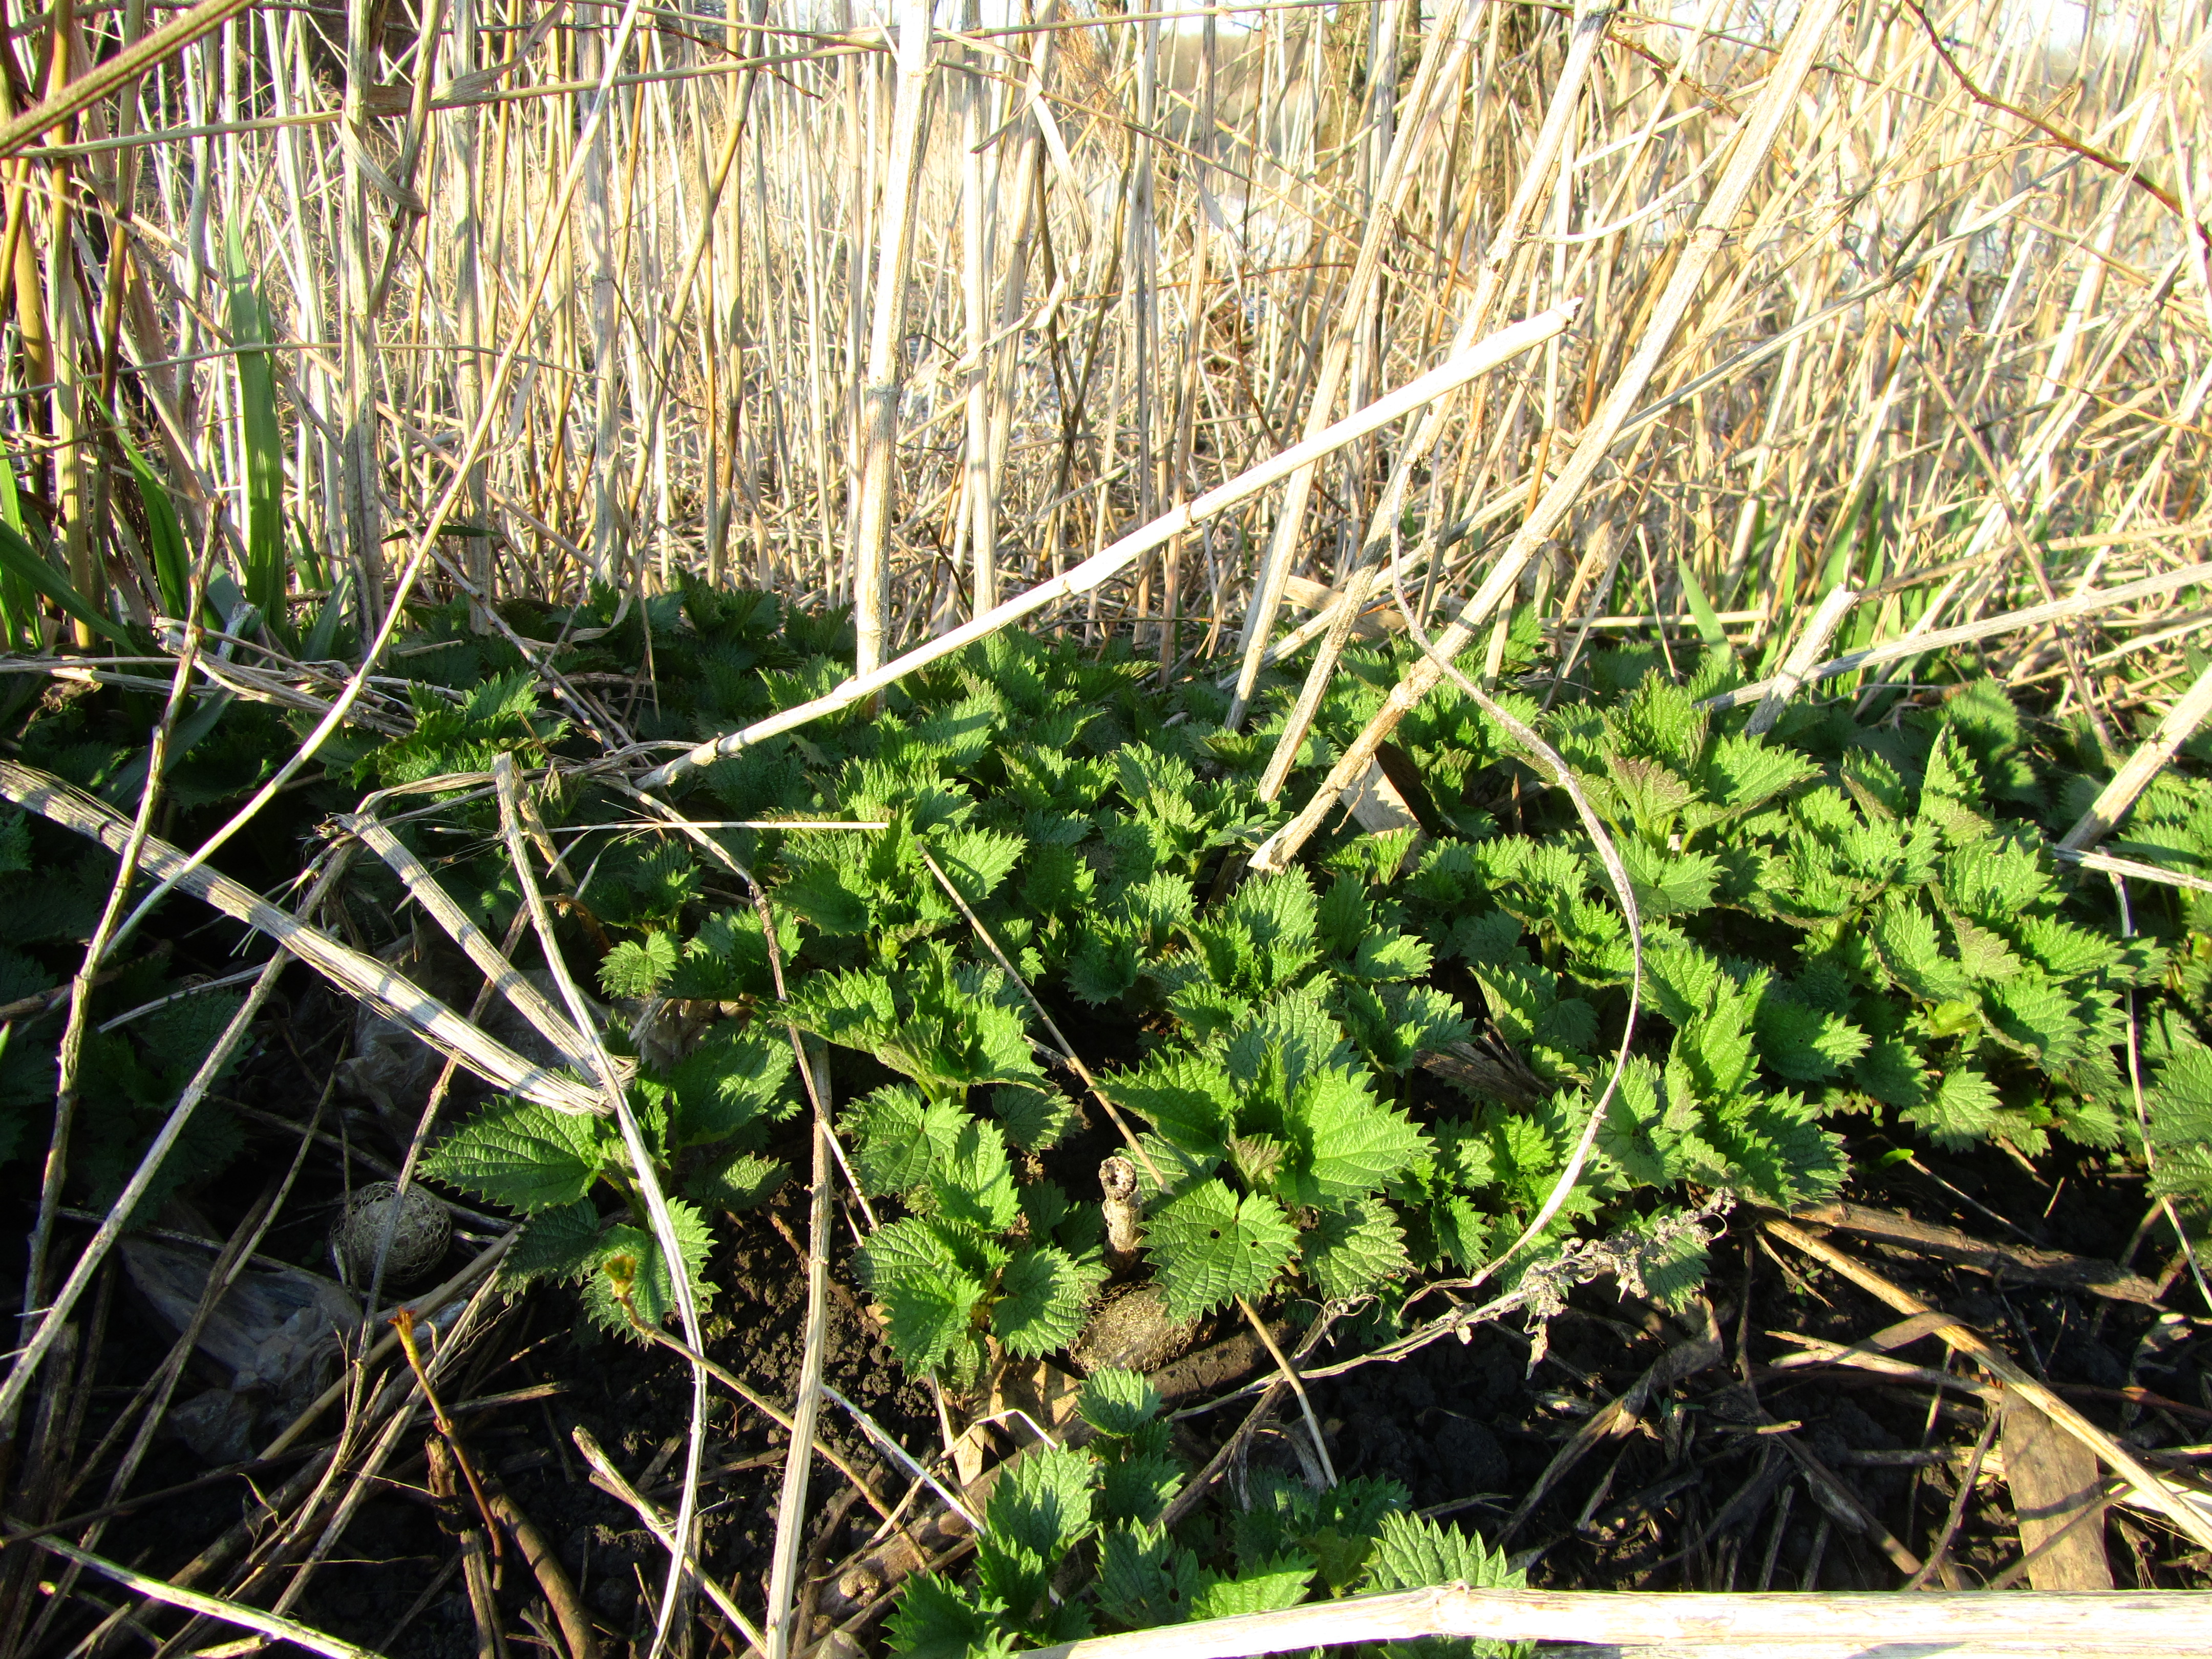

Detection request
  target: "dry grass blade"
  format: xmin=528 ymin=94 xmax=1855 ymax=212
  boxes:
xmin=491 ymin=753 xmax=708 ymax=1659
xmin=338 ymin=811 xmax=596 ymax=1072
xmin=1704 ymin=563 xmax=2212 ymax=713
xmin=6 ymin=1524 xmax=380 ymax=1659
xmin=2062 ymin=660 xmax=2212 ymax=851
xmin=571 ymin=1426 xmax=766 ymax=1652
xmin=0 ymin=953 xmax=285 ymax=1435
xmin=0 ymin=0 xmax=257 ymax=156
xmin=763 ymin=1097 xmax=834 ymax=1659
xmin=1764 ymin=1219 xmax=2212 ymax=1552
xmin=1256 ymin=0 xmax=1849 ymax=875
xmin=0 ymin=760 xmax=606 ymax=1116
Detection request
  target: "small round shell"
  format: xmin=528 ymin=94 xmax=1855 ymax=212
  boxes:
xmin=331 ymin=1182 xmax=452 ymax=1290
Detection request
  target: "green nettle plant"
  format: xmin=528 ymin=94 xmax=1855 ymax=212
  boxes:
xmin=421 ymin=1017 xmax=800 ymax=1334
xmin=887 ymin=1369 xmax=1527 ymax=1657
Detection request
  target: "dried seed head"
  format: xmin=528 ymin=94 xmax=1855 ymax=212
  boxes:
xmin=331 ymin=1182 xmax=452 ymax=1290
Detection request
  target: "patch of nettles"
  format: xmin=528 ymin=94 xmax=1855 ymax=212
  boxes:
xmin=381 ymin=580 xmax=2212 ymax=1368
xmin=883 ymin=1365 xmax=1529 ymax=1655
xmin=10 ymin=578 xmax=2212 ymax=1374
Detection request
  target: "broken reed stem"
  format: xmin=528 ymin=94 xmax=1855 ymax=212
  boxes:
xmin=492 ymin=752 xmax=709 ymax=1659
xmin=762 ymin=1096 xmax=835 ymax=1659
xmin=1006 ymin=1583 xmax=2212 ymax=1659
xmin=0 ymin=759 xmax=607 ymax=1117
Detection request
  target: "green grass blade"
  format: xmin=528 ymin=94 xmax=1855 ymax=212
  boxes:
xmin=0 ymin=465 xmax=34 ymax=650
xmin=0 ymin=518 xmax=133 ymax=647
xmin=304 ymin=567 xmax=352 ymax=662
xmin=225 ymin=223 xmax=287 ymax=638
xmin=1676 ymin=559 xmax=1730 ymax=651
xmin=90 ymin=390 xmax=193 ymax=621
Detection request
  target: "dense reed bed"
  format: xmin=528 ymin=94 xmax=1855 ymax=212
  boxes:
xmin=0 ymin=0 xmax=2203 ymax=704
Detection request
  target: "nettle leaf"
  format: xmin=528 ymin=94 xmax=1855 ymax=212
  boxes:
xmin=1103 ymin=1051 xmax=1237 ymax=1156
xmin=1097 ymin=1524 xmax=1202 ymax=1630
xmin=1942 ymin=836 xmax=2052 ymax=924
xmin=1068 ymin=921 xmax=1143 ymax=1006
xmin=1618 ymin=840 xmax=1720 ymax=918
xmin=992 ymin=1081 xmax=1075 ymax=1152
xmin=1948 ymin=914 xmax=2023 ymax=982
xmin=1302 ymin=1198 xmax=1411 ymax=1300
xmin=991 ymin=1246 xmax=1098 ymax=1355
xmin=600 ymin=931 xmax=677 ymax=997
xmin=1318 ymin=875 xmax=1370 ymax=958
xmin=1362 ymin=1513 xmax=1523 ymax=1642
xmin=2014 ymin=915 xmax=2122 ymax=979
xmin=930 ymin=1115 xmax=1022 ymax=1233
xmin=423 ymin=1097 xmax=609 ymax=1213
xmin=930 ymin=826 xmax=1027 ymax=907
xmin=1188 ymin=1556 xmax=1316 ymax=1622
xmin=1100 ymin=1454 xmax=1185 ymax=1527
xmin=1754 ymin=997 xmax=1869 ymax=1083
xmin=844 ymin=1085 xmax=966 ymax=1195
xmin=1148 ymin=1180 xmax=1299 ymax=1318
xmin=1336 ymin=982 xmax=1475 ymax=1075
xmin=1596 ymin=1057 xmax=1678 ymax=1187
xmin=2151 ymin=1032 xmax=2212 ymax=1148
xmin=1909 ymin=1067 xmax=2004 ymax=1149
xmin=986 ymin=1445 xmax=1097 ymax=1560
xmin=1225 ymin=988 xmax=1355 ymax=1089
xmin=582 ymin=1199 xmax=716 ymax=1337
xmin=665 ymin=1025 xmax=797 ymax=1148
xmin=1348 ymin=929 xmax=1433 ymax=983
xmin=685 ymin=1148 xmax=787 ymax=1211
xmin=1871 ymin=900 xmax=1972 ymax=1003
xmin=784 ymin=966 xmax=897 ymax=1048
xmin=858 ymin=1218 xmax=989 ymax=1372
xmin=1418 ymin=1194 xmax=1490 ymax=1270
xmin=1079 ymin=1368 xmax=1165 ymax=1439
xmin=666 ymin=905 xmax=799 ymax=1001
xmin=1284 ymin=1069 xmax=1431 ymax=1205
xmin=887 ymin=1573 xmax=993 ymax=1659
xmin=502 ymin=1200 xmax=605 ymax=1287
xmin=1192 ymin=870 xmax=1320 ymax=996
xmin=778 ymin=854 xmax=877 ymax=936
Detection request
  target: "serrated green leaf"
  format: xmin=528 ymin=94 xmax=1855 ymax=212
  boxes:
xmin=1362 ymin=1509 xmax=1523 ymax=1597
xmin=992 ymin=1081 xmax=1074 ymax=1152
xmin=580 ymin=1199 xmax=716 ymax=1338
xmin=1147 ymin=1180 xmax=1298 ymax=1319
xmin=860 ymin=1219 xmax=987 ymax=1374
xmin=501 ymin=1200 xmax=604 ymax=1287
xmin=931 ymin=1116 xmax=1020 ymax=1234
xmin=684 ymin=1148 xmax=786 ymax=1211
xmin=991 ymin=1245 xmax=1099 ymax=1356
xmin=886 ymin=1573 xmax=992 ymax=1659
xmin=423 ymin=1097 xmax=608 ymax=1213
xmin=1302 ymin=1198 xmax=1411 ymax=1299
xmin=1096 ymin=1524 xmax=1201 ymax=1631
xmin=985 ymin=1446 xmax=1096 ymax=1559
xmin=665 ymin=1025 xmax=797 ymax=1148
xmin=1099 ymin=1454 xmax=1184 ymax=1527
xmin=1189 ymin=1556 xmax=1316 ymax=1622
xmin=1078 ymin=1369 xmax=1165 ymax=1438
xmin=844 ymin=1085 xmax=966 ymax=1195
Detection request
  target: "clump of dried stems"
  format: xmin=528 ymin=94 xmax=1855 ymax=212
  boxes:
xmin=0 ymin=0 xmax=2203 ymax=703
